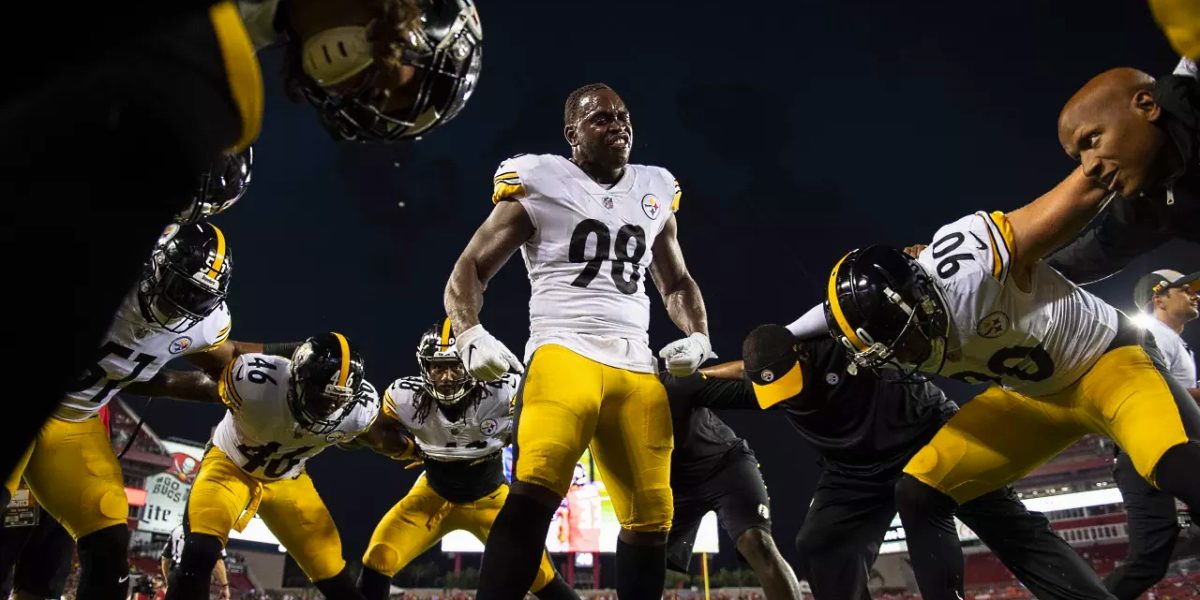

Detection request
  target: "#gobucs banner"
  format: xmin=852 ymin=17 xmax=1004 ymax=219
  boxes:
xmin=139 ymin=443 xmax=204 ymax=534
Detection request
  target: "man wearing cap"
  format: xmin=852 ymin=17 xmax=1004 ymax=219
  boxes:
xmin=660 ymin=364 xmax=802 ymax=600
xmin=684 ymin=324 xmax=1115 ymax=600
xmin=1104 ymin=269 xmax=1200 ymax=599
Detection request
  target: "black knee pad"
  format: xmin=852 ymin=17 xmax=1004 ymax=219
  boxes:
xmin=77 ymin=525 xmax=129 ymax=574
xmin=1155 ymin=441 xmax=1200 ymax=509
xmin=315 ymin=566 xmax=364 ymax=600
xmin=177 ymin=533 xmax=223 ymax=575
xmin=358 ymin=567 xmax=391 ymax=600
xmin=76 ymin=525 xmax=130 ymax=600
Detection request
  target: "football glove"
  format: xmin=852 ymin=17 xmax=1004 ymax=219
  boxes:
xmin=658 ymin=332 xmax=716 ymax=376
xmin=456 ymin=324 xmax=524 ymax=381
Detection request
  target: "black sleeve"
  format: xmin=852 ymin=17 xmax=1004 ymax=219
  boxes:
xmin=691 ymin=377 xmax=760 ymax=410
xmin=1046 ymin=197 xmax=1166 ymax=284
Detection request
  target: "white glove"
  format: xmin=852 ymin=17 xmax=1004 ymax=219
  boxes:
xmin=456 ymin=324 xmax=524 ymax=381
xmin=658 ymin=332 xmax=716 ymax=376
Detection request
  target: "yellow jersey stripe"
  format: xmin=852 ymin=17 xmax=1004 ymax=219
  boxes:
xmin=493 ymin=171 xmax=520 ymax=183
xmin=439 ymin=318 xmax=453 ymax=347
xmin=671 ymin=180 xmax=681 ymax=212
xmin=981 ymin=211 xmax=1014 ymax=283
xmin=218 ymin=360 xmax=242 ymax=410
xmin=827 ymin=252 xmax=868 ymax=351
xmin=333 ymin=332 xmax=351 ymax=387
xmin=382 ymin=390 xmax=398 ymax=419
xmin=209 ymin=1 xmax=263 ymax=152
xmin=206 ymin=224 xmax=228 ymax=280
xmin=492 ymin=182 xmax=525 ymax=204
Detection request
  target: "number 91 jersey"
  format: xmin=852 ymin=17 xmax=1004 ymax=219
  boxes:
xmin=213 ymin=353 xmax=380 ymax=480
xmin=492 ymin=154 xmax=680 ymax=373
xmin=916 ymin=211 xmax=1118 ymax=396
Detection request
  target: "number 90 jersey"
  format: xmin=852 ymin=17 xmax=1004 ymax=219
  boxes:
xmin=382 ymin=374 xmax=518 ymax=461
xmin=493 ymin=154 xmax=680 ymax=373
xmin=213 ymin=353 xmax=380 ymax=480
xmin=916 ymin=211 xmax=1119 ymax=396
xmin=57 ymin=291 xmax=232 ymax=422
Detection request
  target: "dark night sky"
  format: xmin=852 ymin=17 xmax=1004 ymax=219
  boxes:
xmin=138 ymin=0 xmax=1200 ymax=576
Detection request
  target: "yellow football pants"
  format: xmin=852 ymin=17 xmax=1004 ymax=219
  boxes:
xmin=513 ymin=344 xmax=674 ymax=532
xmin=905 ymin=344 xmax=1200 ymax=504
xmin=187 ymin=447 xmax=346 ymax=582
xmin=363 ymin=477 xmax=557 ymax=589
xmin=4 ymin=417 xmax=128 ymax=539
xmin=1150 ymin=0 xmax=1200 ymax=60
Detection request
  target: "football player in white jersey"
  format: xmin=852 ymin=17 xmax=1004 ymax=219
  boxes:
xmin=445 ymin=83 xmax=714 ymax=599
xmin=788 ymin=169 xmax=1200 ymax=599
xmin=166 ymin=332 xmax=404 ymax=600
xmin=0 ymin=221 xmax=254 ymax=600
xmin=357 ymin=320 xmax=577 ymax=600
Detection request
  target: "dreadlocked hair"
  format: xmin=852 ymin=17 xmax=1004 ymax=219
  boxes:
xmin=412 ymin=384 xmax=484 ymax=424
xmin=281 ymin=0 xmax=424 ymax=102
xmin=564 ymin=83 xmax=613 ymax=126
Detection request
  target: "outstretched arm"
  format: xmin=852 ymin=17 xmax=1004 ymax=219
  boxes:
xmin=343 ymin=412 xmax=418 ymax=461
xmin=185 ymin=340 xmax=302 ymax=381
xmin=1005 ymin=167 xmax=1112 ymax=288
xmin=123 ymin=369 xmax=220 ymax=403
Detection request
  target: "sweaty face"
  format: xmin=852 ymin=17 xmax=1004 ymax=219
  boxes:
xmin=428 ymin=361 xmax=468 ymax=399
xmin=1059 ymin=93 xmax=1171 ymax=197
xmin=570 ymin=89 xmax=633 ymax=168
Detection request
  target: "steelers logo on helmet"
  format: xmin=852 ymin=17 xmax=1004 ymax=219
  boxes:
xmin=288 ymin=332 xmax=366 ymax=435
xmin=175 ymin=146 xmax=253 ymax=224
xmin=139 ymin=222 xmax=232 ymax=333
xmin=289 ymin=0 xmax=483 ymax=143
xmin=417 ymin=317 xmax=478 ymax=405
xmin=824 ymin=245 xmax=950 ymax=382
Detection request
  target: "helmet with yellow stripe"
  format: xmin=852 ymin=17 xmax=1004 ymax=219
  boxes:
xmin=824 ymin=245 xmax=949 ymax=380
xmin=416 ymin=317 xmax=476 ymax=405
xmin=139 ymin=222 xmax=232 ymax=333
xmin=289 ymin=332 xmax=367 ymax=435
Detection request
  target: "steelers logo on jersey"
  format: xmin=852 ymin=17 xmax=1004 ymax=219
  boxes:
xmin=641 ymin=194 xmax=661 ymax=220
xmin=479 ymin=418 xmax=500 ymax=437
xmin=169 ymin=336 xmax=194 ymax=354
xmin=976 ymin=311 xmax=1011 ymax=339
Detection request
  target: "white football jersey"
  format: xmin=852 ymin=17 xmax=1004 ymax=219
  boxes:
xmin=917 ymin=211 xmax=1119 ymax=396
xmin=1144 ymin=318 xmax=1198 ymax=389
xmin=213 ymin=354 xmax=379 ymax=480
xmin=56 ymin=291 xmax=232 ymax=422
xmin=493 ymin=154 xmax=681 ymax=373
xmin=382 ymin=374 xmax=517 ymax=461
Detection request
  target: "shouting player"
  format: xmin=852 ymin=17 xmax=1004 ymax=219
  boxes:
xmin=165 ymin=332 xmax=403 ymax=600
xmin=790 ymin=168 xmax=1200 ymax=599
xmin=358 ymin=320 xmax=576 ymax=600
xmin=445 ymin=83 xmax=714 ymax=598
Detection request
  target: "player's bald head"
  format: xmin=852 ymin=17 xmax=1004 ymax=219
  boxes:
xmin=1056 ymin=67 xmax=1179 ymax=197
xmin=1058 ymin=68 xmax=1156 ymax=144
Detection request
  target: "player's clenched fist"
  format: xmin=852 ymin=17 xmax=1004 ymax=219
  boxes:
xmin=659 ymin=332 xmax=716 ymax=376
xmin=456 ymin=324 xmax=524 ymax=380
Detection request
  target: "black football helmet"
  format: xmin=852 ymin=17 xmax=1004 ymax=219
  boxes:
xmin=139 ymin=223 xmax=232 ymax=333
xmin=824 ymin=246 xmax=950 ymax=380
xmin=291 ymin=0 xmax=483 ymax=142
xmin=289 ymin=332 xmax=367 ymax=435
xmin=417 ymin=318 xmax=477 ymax=404
xmin=176 ymin=147 xmax=253 ymax=224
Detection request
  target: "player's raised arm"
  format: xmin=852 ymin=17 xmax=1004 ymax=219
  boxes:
xmin=651 ymin=214 xmax=714 ymax=376
xmin=185 ymin=340 xmax=304 ymax=381
xmin=444 ymin=199 xmax=534 ymax=380
xmin=1005 ymin=167 xmax=1112 ymax=288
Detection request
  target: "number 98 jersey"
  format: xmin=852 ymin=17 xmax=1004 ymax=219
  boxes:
xmin=916 ymin=211 xmax=1119 ymax=396
xmin=492 ymin=154 xmax=680 ymax=373
xmin=213 ymin=353 xmax=380 ymax=480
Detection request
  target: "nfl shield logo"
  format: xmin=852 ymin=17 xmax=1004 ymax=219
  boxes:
xmin=602 ymin=197 xmax=614 ymax=210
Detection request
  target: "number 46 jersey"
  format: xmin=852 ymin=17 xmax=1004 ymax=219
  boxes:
xmin=213 ymin=353 xmax=379 ymax=480
xmin=916 ymin=211 xmax=1119 ymax=397
xmin=492 ymin=154 xmax=680 ymax=373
